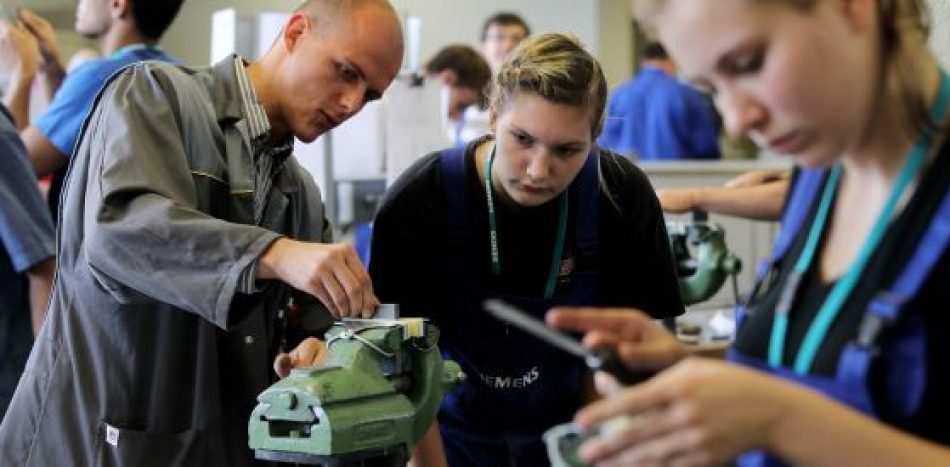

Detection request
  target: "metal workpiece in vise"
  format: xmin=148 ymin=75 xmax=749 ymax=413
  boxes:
xmin=248 ymin=312 xmax=465 ymax=466
xmin=667 ymin=211 xmax=743 ymax=306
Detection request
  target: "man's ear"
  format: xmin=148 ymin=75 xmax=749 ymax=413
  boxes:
xmin=112 ymin=0 xmax=130 ymax=20
xmin=282 ymin=12 xmax=311 ymax=53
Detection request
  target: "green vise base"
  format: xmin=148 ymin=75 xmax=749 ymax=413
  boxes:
xmin=248 ymin=319 xmax=463 ymax=465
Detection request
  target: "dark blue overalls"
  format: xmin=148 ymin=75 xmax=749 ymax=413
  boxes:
xmin=435 ymin=146 xmax=600 ymax=466
xmin=729 ymin=167 xmax=950 ymax=466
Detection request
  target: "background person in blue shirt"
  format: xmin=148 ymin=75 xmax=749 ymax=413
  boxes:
xmin=0 ymin=103 xmax=55 ymax=417
xmin=598 ymin=42 xmax=721 ymax=160
xmin=0 ymin=0 xmax=183 ymax=219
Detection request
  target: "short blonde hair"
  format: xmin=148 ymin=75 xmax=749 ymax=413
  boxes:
xmin=488 ymin=33 xmax=608 ymax=137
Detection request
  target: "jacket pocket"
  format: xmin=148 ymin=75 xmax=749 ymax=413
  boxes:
xmin=94 ymin=421 xmax=203 ymax=467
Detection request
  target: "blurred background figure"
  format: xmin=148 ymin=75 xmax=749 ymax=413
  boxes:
xmin=453 ymin=12 xmax=533 ymax=158
xmin=479 ymin=11 xmax=531 ymax=72
xmin=2 ymin=1 xmax=182 ymax=222
xmin=0 ymin=8 xmax=61 ymax=127
xmin=423 ymin=44 xmax=492 ymax=146
xmin=598 ymin=42 xmax=721 ymax=161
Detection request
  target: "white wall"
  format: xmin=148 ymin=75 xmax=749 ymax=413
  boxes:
xmin=929 ymin=0 xmax=950 ymax=69
xmin=29 ymin=0 xmax=950 ymax=85
xmin=597 ymin=0 xmax=636 ymax=85
xmin=389 ymin=0 xmax=637 ymax=84
xmin=162 ymin=0 xmax=300 ymax=66
xmin=388 ymin=0 xmax=595 ymax=67
xmin=161 ymin=0 xmax=636 ymax=86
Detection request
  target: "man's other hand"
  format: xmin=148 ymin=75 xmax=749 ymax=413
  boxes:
xmin=273 ymin=337 xmax=328 ymax=378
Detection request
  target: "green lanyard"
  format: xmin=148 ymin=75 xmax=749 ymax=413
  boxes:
xmin=768 ymin=70 xmax=950 ymax=374
xmin=484 ymin=143 xmax=569 ymax=299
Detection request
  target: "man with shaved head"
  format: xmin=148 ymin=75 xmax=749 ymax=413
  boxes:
xmin=0 ymin=1 xmax=404 ymax=465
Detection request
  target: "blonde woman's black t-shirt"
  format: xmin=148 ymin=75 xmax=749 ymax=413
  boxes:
xmin=370 ymin=136 xmax=683 ymax=321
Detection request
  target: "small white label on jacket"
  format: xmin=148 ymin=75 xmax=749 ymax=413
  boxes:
xmin=105 ymin=424 xmax=120 ymax=447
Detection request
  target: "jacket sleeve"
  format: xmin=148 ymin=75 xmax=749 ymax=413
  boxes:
xmin=0 ymin=113 xmax=55 ymax=273
xmin=81 ymin=64 xmax=282 ymax=329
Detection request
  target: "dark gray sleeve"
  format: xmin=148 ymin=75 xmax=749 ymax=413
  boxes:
xmin=81 ymin=66 xmax=281 ymax=328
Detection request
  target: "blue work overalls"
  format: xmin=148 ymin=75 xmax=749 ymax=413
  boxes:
xmin=435 ymin=146 xmax=600 ymax=466
xmin=729 ymin=167 xmax=950 ymax=466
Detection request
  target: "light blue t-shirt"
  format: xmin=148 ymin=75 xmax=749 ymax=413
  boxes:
xmin=36 ymin=45 xmax=176 ymax=157
xmin=37 ymin=45 xmax=177 ymax=220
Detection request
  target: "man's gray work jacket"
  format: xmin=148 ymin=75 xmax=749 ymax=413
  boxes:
xmin=0 ymin=57 xmax=331 ymax=466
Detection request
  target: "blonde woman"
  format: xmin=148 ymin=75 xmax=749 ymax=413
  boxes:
xmin=370 ymin=33 xmax=683 ymax=465
xmin=551 ymin=0 xmax=950 ymax=465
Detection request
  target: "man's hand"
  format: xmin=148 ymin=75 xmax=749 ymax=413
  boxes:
xmin=0 ymin=19 xmax=41 ymax=127
xmin=0 ymin=19 xmax=40 ymax=79
xmin=258 ymin=238 xmax=380 ymax=319
xmin=19 ymin=9 xmax=63 ymax=76
xmin=273 ymin=337 xmax=328 ymax=378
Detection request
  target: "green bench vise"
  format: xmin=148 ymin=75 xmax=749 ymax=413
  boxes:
xmin=668 ymin=211 xmax=743 ymax=306
xmin=249 ymin=317 xmax=464 ymax=465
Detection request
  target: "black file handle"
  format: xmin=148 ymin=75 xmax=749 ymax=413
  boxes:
xmin=591 ymin=349 xmax=656 ymax=386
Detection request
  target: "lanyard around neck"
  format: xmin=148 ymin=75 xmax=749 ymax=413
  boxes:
xmin=484 ymin=142 xmax=569 ymax=300
xmin=768 ymin=70 xmax=950 ymax=374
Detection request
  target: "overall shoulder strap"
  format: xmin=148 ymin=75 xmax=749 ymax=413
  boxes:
xmin=440 ymin=145 xmax=470 ymax=238
xmin=768 ymin=167 xmax=828 ymax=268
xmin=438 ymin=145 xmax=482 ymax=301
xmin=738 ymin=167 xmax=828 ymax=325
xmin=837 ymin=182 xmax=950 ymax=418
xmin=858 ymin=183 xmax=950 ymax=346
xmin=575 ymin=150 xmax=601 ymax=252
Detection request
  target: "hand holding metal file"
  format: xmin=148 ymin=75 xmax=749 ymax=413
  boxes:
xmin=483 ymin=299 xmax=654 ymax=385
